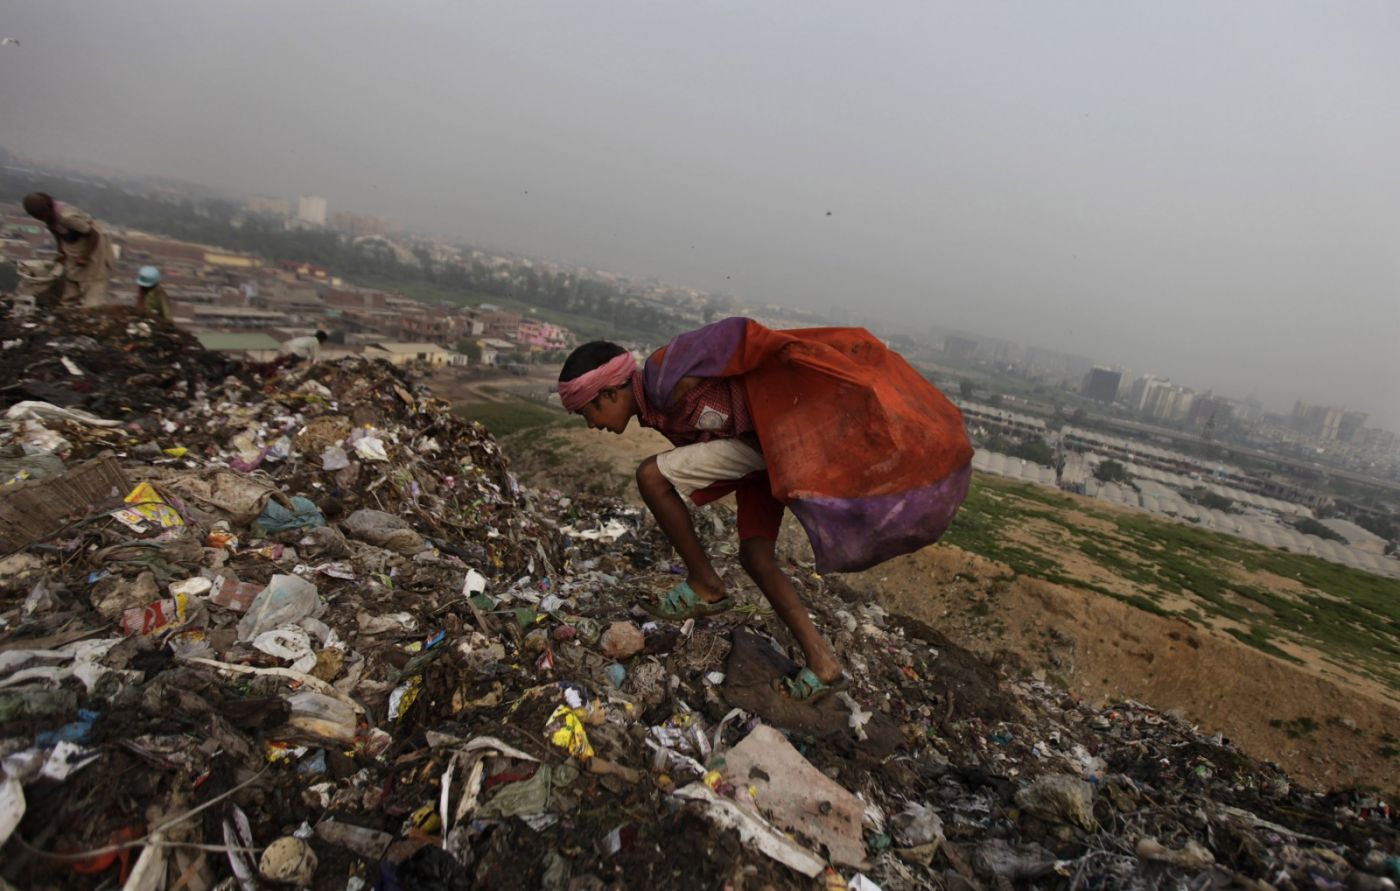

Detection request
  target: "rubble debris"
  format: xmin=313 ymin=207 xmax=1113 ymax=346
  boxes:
xmin=0 ymin=306 xmax=1394 ymax=890
xmin=260 ymin=835 xmax=319 ymax=885
xmin=1013 ymin=772 xmax=1096 ymax=831
xmin=599 ymin=620 xmax=644 ymax=660
xmin=720 ymin=723 xmax=868 ymax=869
xmin=1135 ymin=835 xmax=1215 ymax=869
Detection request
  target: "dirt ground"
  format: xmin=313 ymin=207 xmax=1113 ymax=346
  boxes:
xmin=505 ymin=422 xmax=1400 ymax=794
xmin=425 ymin=366 xmax=558 ymax=406
xmin=850 ymin=546 xmax=1400 ymax=794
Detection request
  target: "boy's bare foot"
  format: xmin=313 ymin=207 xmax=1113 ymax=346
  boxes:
xmin=808 ymin=655 xmax=846 ymax=685
xmin=687 ymin=572 xmax=727 ymax=603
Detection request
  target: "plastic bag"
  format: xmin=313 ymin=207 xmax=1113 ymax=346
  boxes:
xmin=320 ymin=445 xmax=350 ymax=470
xmin=253 ymin=626 xmax=317 ymax=673
xmin=237 ymin=575 xmax=322 ymax=641
xmin=251 ymin=496 xmax=325 ymax=538
xmin=285 ymin=691 xmax=357 ymax=745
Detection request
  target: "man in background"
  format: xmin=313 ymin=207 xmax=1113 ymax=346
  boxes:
xmin=280 ymin=330 xmax=327 ymax=363
xmin=21 ymin=192 xmax=115 ymax=307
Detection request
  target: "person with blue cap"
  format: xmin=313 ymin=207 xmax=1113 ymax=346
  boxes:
xmin=135 ymin=266 xmax=173 ymax=321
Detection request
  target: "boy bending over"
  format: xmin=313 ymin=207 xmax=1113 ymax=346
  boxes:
xmin=558 ymin=318 xmax=973 ymax=703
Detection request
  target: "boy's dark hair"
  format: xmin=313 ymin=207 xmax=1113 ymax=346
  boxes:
xmin=315 ymin=330 xmax=328 ymax=342
xmin=559 ymin=340 xmax=626 ymax=382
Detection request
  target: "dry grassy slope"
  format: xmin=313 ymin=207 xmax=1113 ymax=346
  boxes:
xmin=847 ymin=546 xmax=1400 ymax=795
xmin=508 ymin=421 xmax=1400 ymax=795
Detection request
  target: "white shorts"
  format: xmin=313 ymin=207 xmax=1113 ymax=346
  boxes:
xmin=654 ymin=438 xmax=767 ymax=499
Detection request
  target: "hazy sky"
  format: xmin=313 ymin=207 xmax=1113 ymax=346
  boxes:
xmin=2 ymin=2 xmax=1397 ymax=427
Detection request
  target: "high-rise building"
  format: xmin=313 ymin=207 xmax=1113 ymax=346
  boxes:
xmin=1082 ymin=366 xmax=1123 ymax=403
xmin=1141 ymin=382 xmax=1194 ymax=423
xmin=1130 ymin=374 xmax=1170 ymax=412
xmin=1188 ymin=395 xmax=1234 ymax=432
xmin=297 ymin=196 xmax=328 ymax=227
xmin=1293 ymin=402 xmax=1368 ymax=442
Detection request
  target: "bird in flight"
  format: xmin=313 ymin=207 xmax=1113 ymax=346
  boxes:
xmin=0 ymin=38 xmax=20 ymax=46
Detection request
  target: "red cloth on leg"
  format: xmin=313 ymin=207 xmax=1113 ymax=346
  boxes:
xmin=689 ymin=471 xmax=785 ymax=541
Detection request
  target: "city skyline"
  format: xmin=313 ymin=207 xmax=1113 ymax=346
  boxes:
xmin=1 ymin=1 xmax=1396 ymax=427
xmin=4 ymin=143 xmax=1391 ymax=437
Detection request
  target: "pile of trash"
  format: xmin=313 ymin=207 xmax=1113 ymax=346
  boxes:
xmin=0 ymin=306 xmax=1395 ymax=890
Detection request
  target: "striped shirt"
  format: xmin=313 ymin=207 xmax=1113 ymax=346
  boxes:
xmin=632 ymin=372 xmax=754 ymax=447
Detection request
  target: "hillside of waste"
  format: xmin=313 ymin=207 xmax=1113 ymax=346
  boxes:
xmin=0 ymin=303 xmax=1395 ymax=890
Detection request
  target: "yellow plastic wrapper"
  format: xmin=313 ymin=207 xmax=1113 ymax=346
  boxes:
xmin=112 ymin=482 xmax=184 ymax=531
xmin=547 ymin=705 xmax=594 ymax=760
xmin=162 ymin=447 xmax=189 ymax=458
xmin=388 ymin=676 xmax=422 ymax=724
xmin=407 ymin=802 xmax=441 ymax=834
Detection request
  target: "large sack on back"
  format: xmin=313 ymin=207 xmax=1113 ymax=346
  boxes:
xmin=645 ymin=317 xmax=973 ymax=573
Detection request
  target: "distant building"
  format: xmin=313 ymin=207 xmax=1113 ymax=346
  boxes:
xmin=394 ymin=307 xmax=471 ymax=344
xmin=189 ymin=305 xmax=290 ymax=329
xmin=1082 ymin=366 xmax=1123 ymax=404
xmin=476 ymin=337 xmax=517 ymax=367
xmin=194 ymin=331 xmax=281 ymax=361
xmin=247 ymin=196 xmax=292 ymax=217
xmin=517 ymin=319 xmax=570 ymax=352
xmin=944 ymin=335 xmax=979 ymax=363
xmin=203 ymin=251 xmax=259 ymax=269
xmin=1141 ymin=381 xmax=1195 ymax=423
xmin=279 ymin=260 xmax=333 ymax=283
xmin=1187 ymin=395 xmax=1235 ymax=433
xmin=478 ymin=308 xmax=523 ymax=340
xmin=1293 ymin=402 xmax=1368 ymax=442
xmin=1129 ymin=375 xmax=1170 ymax=412
xmin=329 ymin=211 xmax=390 ymax=238
xmin=364 ymin=342 xmax=460 ymax=367
xmin=297 ymin=196 xmax=328 ymax=227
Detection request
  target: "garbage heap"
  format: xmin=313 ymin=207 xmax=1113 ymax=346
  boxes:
xmin=0 ymin=306 xmax=1395 ymax=891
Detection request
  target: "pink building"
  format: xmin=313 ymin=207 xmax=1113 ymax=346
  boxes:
xmin=516 ymin=320 xmax=570 ymax=351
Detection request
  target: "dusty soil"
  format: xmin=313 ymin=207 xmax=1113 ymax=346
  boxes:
xmin=849 ymin=546 xmax=1400 ymax=794
xmin=425 ymin=367 xmax=558 ymax=406
xmin=501 ymin=422 xmax=1400 ymax=795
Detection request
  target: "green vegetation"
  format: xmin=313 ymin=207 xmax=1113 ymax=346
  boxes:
xmin=455 ymin=339 xmax=483 ymax=364
xmin=1185 ymin=486 xmax=1237 ymax=513
xmin=941 ymin=484 xmax=1065 ymax=579
xmin=978 ymin=432 xmax=1056 ymax=467
xmin=945 ymin=473 xmax=1400 ymax=690
xmin=1094 ymin=459 xmax=1131 ymax=484
xmin=1292 ymin=517 xmax=1346 ymax=543
xmin=454 ymin=399 xmax=566 ymax=438
xmin=1353 ymin=513 xmax=1397 ymax=543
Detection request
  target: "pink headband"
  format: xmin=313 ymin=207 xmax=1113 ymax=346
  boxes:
xmin=559 ymin=352 xmax=637 ymax=412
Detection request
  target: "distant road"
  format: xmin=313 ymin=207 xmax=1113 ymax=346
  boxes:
xmin=992 ymin=397 xmax=1400 ymax=497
